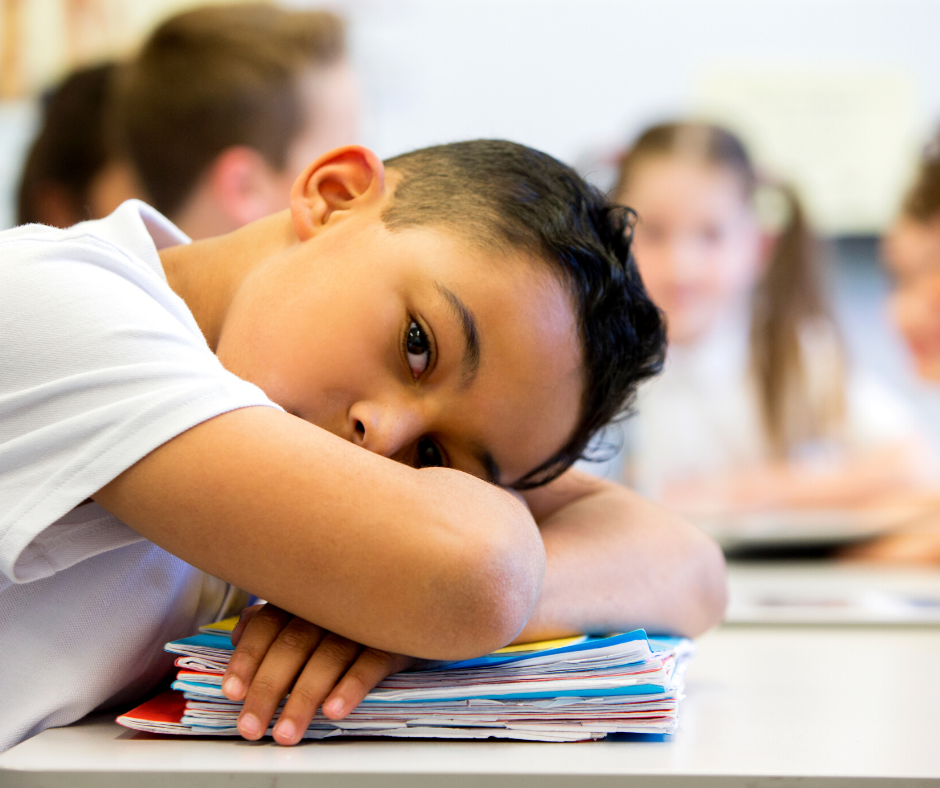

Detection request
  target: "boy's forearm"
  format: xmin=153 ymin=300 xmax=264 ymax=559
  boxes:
xmin=94 ymin=407 xmax=544 ymax=661
xmin=517 ymin=473 xmax=727 ymax=642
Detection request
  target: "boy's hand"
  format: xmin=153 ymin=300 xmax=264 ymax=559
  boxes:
xmin=221 ymin=604 xmax=416 ymax=745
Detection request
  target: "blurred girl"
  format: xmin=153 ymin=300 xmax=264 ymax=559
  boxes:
xmin=612 ymin=121 xmax=927 ymax=514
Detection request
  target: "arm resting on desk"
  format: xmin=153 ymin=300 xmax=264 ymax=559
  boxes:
xmin=204 ymin=464 xmax=725 ymax=744
xmin=93 ymin=406 xmax=545 ymax=661
xmin=518 ymin=470 xmax=728 ymax=640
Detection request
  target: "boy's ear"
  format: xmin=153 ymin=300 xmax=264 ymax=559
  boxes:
xmin=208 ymin=146 xmax=285 ymax=228
xmin=290 ymin=145 xmax=386 ymax=241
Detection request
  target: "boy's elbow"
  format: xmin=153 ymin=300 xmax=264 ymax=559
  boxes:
xmin=437 ymin=490 xmax=546 ymax=658
xmin=680 ymin=532 xmax=728 ymax=638
xmin=467 ymin=528 xmax=546 ymax=654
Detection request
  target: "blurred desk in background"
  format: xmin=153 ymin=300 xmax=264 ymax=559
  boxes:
xmin=726 ymin=560 xmax=940 ymax=625
xmin=696 ymin=508 xmax=926 ymax=553
xmin=3 ymin=622 xmax=940 ymax=787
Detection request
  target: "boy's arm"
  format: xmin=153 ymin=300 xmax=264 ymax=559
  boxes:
xmin=207 ymin=461 xmax=724 ymax=744
xmin=517 ymin=469 xmax=728 ymax=640
xmin=92 ymin=406 xmax=545 ymax=660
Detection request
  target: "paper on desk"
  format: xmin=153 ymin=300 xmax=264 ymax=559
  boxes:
xmin=119 ymin=628 xmax=693 ymax=742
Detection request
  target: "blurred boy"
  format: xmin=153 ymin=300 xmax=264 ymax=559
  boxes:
xmin=0 ymin=140 xmax=726 ymax=751
xmin=113 ymin=3 xmax=358 ymax=239
xmin=16 ymin=62 xmax=143 ymax=228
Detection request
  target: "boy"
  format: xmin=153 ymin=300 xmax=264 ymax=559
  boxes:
xmin=0 ymin=140 xmax=726 ymax=751
xmin=17 ymin=62 xmax=143 ymax=228
xmin=112 ymin=3 xmax=359 ymax=240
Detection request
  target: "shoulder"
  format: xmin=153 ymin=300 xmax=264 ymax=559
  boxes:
xmin=0 ymin=211 xmax=276 ymax=578
xmin=0 ymin=208 xmax=202 ymax=358
xmin=1 ymin=206 xmax=169 ymax=287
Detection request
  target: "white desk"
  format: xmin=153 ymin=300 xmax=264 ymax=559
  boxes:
xmin=3 ymin=625 xmax=940 ymax=787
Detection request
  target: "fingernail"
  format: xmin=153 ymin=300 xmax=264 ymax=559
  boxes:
xmin=323 ymin=698 xmax=344 ymax=718
xmin=239 ymin=713 xmax=261 ymax=738
xmin=274 ymin=719 xmax=296 ymax=744
xmin=223 ymin=676 xmax=244 ymax=700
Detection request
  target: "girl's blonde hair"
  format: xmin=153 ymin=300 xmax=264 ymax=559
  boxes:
xmin=615 ymin=121 xmax=845 ymax=457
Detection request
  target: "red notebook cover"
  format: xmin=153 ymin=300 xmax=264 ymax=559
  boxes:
xmin=117 ymin=690 xmax=186 ymax=726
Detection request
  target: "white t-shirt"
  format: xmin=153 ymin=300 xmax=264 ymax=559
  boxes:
xmin=0 ymin=201 xmax=278 ymax=752
xmin=581 ymin=305 xmax=921 ymax=498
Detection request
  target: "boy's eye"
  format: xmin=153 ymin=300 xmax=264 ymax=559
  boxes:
xmin=416 ymin=437 xmax=444 ymax=468
xmin=405 ymin=320 xmax=431 ymax=378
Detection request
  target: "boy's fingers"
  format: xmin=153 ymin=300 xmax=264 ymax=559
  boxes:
xmin=236 ymin=616 xmax=326 ymax=740
xmin=321 ymin=650 xmax=416 ymax=721
xmin=229 ymin=604 xmax=264 ymax=646
xmin=222 ymin=603 xmax=292 ymax=702
xmin=271 ymin=633 xmax=362 ymax=745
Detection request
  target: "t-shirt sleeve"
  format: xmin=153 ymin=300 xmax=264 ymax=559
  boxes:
xmin=0 ymin=233 xmax=280 ymax=584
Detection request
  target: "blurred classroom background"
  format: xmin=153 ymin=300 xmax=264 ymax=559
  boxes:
xmin=4 ymin=8 xmax=940 ymax=767
xmin=2 ymin=0 xmax=939 ymax=451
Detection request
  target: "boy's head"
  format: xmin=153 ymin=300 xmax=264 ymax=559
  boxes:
xmin=380 ymin=141 xmax=667 ymax=485
xmin=213 ymin=141 xmax=665 ymax=488
xmin=17 ymin=62 xmax=143 ymax=228
xmin=114 ymin=3 xmax=358 ymax=239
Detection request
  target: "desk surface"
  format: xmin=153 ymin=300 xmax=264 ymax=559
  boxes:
xmin=3 ymin=625 xmax=940 ymax=788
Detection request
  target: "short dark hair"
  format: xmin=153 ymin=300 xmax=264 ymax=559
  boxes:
xmin=17 ymin=62 xmax=116 ymax=226
xmin=382 ymin=140 xmax=666 ymax=489
xmin=113 ymin=3 xmax=345 ymax=218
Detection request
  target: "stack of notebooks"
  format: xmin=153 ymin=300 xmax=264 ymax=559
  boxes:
xmin=118 ymin=618 xmax=694 ymax=742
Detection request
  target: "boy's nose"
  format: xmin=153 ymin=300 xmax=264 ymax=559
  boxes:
xmin=348 ymin=400 xmax=427 ymax=461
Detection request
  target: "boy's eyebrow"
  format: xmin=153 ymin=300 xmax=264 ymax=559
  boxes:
xmin=434 ymin=283 xmax=498 ymax=483
xmin=435 ymin=283 xmax=480 ymax=384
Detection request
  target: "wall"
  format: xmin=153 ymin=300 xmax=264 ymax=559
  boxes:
xmin=333 ymin=0 xmax=940 ymax=233
xmin=3 ymin=0 xmax=940 ymax=232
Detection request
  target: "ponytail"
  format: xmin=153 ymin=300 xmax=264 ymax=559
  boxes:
xmin=749 ymin=183 xmax=845 ymax=456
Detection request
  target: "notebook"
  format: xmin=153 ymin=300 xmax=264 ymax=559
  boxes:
xmin=117 ymin=618 xmax=694 ymax=742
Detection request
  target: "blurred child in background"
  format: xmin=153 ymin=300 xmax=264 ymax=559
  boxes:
xmin=609 ymin=121 xmax=927 ymax=515
xmin=16 ymin=62 xmax=143 ymax=227
xmin=111 ymin=3 xmax=359 ymax=240
xmin=846 ymin=132 xmax=940 ymax=562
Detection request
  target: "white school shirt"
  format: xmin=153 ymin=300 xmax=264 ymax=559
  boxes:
xmin=584 ymin=305 xmax=920 ymax=498
xmin=0 ymin=201 xmax=279 ymax=752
